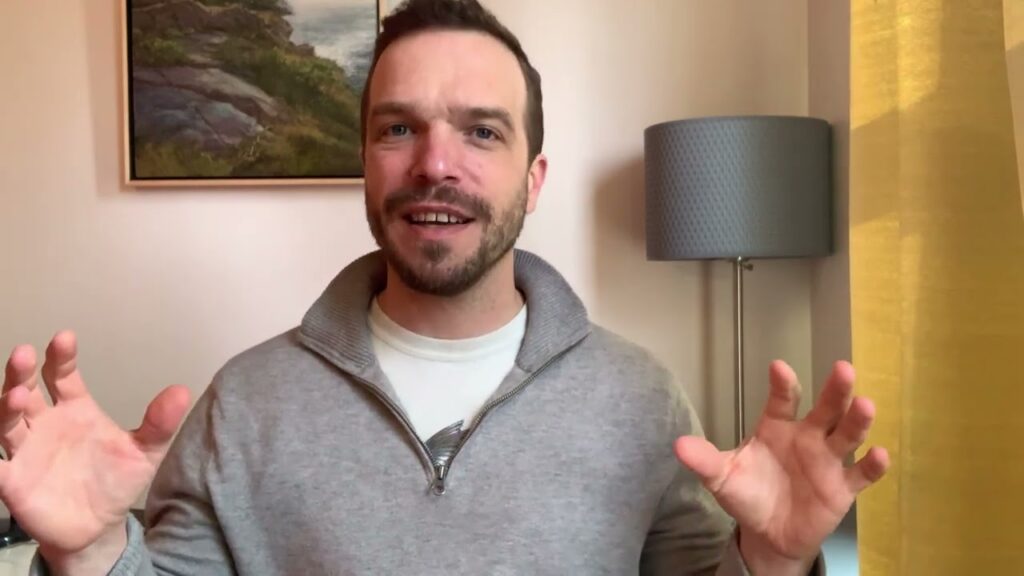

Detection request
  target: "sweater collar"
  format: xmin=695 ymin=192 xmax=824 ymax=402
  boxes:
xmin=298 ymin=249 xmax=591 ymax=377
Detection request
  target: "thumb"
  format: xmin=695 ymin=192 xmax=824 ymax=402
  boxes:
xmin=132 ymin=385 xmax=191 ymax=453
xmin=674 ymin=436 xmax=728 ymax=488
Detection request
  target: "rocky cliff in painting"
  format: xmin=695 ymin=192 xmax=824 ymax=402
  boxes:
xmin=129 ymin=0 xmax=367 ymax=179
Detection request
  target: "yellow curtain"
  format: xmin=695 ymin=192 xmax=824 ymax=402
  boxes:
xmin=1006 ymin=0 xmax=1024 ymax=213
xmin=851 ymin=0 xmax=1024 ymax=574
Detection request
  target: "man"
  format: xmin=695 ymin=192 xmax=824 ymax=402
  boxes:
xmin=0 ymin=0 xmax=888 ymax=574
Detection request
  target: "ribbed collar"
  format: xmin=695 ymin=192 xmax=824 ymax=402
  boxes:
xmin=297 ymin=250 xmax=591 ymax=379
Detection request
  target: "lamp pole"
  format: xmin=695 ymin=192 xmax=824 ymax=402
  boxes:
xmin=734 ymin=257 xmax=753 ymax=446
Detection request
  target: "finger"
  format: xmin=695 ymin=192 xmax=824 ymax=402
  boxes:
xmin=804 ymin=361 xmax=855 ymax=432
xmin=132 ymin=385 xmax=192 ymax=455
xmin=40 ymin=330 xmax=88 ymax=404
xmin=826 ymin=396 xmax=876 ymax=457
xmin=845 ymin=446 xmax=890 ymax=494
xmin=4 ymin=345 xmax=37 ymax=394
xmin=674 ymin=436 xmax=730 ymax=491
xmin=0 ymin=387 xmax=31 ymax=458
xmin=5 ymin=346 xmax=48 ymax=421
xmin=1 ymin=347 xmax=38 ymax=456
xmin=762 ymin=360 xmax=802 ymax=421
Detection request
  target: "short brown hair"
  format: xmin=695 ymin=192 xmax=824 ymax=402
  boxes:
xmin=360 ymin=0 xmax=545 ymax=162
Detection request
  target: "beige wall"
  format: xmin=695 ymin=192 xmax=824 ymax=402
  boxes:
xmin=513 ymin=0 xmax=815 ymax=446
xmin=0 ymin=0 xmax=816 ymax=466
xmin=808 ymin=1 xmax=852 ymax=391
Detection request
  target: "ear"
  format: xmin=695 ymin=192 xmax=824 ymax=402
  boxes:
xmin=525 ymin=153 xmax=548 ymax=214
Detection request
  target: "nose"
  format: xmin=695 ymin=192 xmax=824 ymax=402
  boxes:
xmin=410 ymin=126 xmax=461 ymax=186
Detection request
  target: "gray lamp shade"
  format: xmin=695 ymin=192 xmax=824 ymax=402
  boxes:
xmin=644 ymin=116 xmax=833 ymax=260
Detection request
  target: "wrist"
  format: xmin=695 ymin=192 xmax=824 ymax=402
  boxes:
xmin=38 ymin=522 xmax=129 ymax=576
xmin=737 ymin=528 xmax=817 ymax=576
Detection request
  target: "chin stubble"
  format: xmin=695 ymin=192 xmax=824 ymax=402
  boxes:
xmin=367 ymin=182 xmax=527 ymax=297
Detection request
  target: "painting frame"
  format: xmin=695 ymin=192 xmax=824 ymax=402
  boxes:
xmin=120 ymin=0 xmax=388 ymax=188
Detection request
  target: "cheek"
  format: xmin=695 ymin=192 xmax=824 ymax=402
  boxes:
xmin=463 ymin=154 xmax=524 ymax=197
xmin=364 ymin=149 xmax=406 ymax=183
xmin=364 ymin=152 xmax=407 ymax=211
xmin=462 ymin=149 xmax=516 ymax=183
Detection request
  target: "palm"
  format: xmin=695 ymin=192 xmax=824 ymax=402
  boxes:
xmin=705 ymin=416 xmax=856 ymax=558
xmin=675 ymin=361 xmax=889 ymax=560
xmin=0 ymin=331 xmax=190 ymax=555
xmin=2 ymin=395 xmax=158 ymax=551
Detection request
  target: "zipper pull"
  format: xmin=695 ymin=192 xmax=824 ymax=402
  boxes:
xmin=430 ymin=464 xmax=448 ymax=496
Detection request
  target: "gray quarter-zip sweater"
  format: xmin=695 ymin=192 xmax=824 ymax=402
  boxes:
xmin=35 ymin=250 xmax=803 ymax=575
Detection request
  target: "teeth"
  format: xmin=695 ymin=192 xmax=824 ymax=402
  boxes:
xmin=411 ymin=212 xmax=465 ymax=224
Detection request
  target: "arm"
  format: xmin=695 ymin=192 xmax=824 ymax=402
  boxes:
xmin=641 ymin=493 xmax=827 ymax=576
xmin=638 ymin=463 xmax=734 ymax=576
xmin=29 ymin=515 xmax=154 ymax=576
xmin=134 ymin=380 xmax=237 ymax=574
xmin=639 ymin=378 xmax=735 ymax=576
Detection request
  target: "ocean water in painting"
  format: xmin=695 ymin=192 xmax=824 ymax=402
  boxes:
xmin=285 ymin=0 xmax=378 ymax=92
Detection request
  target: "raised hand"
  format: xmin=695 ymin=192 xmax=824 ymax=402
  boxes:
xmin=0 ymin=331 xmax=190 ymax=571
xmin=675 ymin=360 xmax=889 ymax=571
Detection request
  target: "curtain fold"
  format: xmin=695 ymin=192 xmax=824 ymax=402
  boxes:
xmin=850 ymin=0 xmax=1024 ymax=573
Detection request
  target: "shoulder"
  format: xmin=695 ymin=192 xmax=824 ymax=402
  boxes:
xmin=569 ymin=324 xmax=677 ymax=397
xmin=219 ymin=328 xmax=307 ymax=375
xmin=205 ymin=328 xmax=320 ymax=404
xmin=579 ymin=325 xmax=675 ymax=381
xmin=564 ymin=324 xmax=702 ymax=437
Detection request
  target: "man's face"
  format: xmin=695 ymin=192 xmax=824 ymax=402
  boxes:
xmin=362 ymin=30 xmax=546 ymax=297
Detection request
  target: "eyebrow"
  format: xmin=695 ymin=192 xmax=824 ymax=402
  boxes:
xmin=453 ymin=106 xmax=515 ymax=134
xmin=369 ymin=101 xmax=416 ymax=119
xmin=370 ymin=102 xmax=516 ymax=134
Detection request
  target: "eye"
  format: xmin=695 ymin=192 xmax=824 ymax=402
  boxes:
xmin=471 ymin=126 xmax=499 ymax=141
xmin=382 ymin=124 xmax=410 ymax=138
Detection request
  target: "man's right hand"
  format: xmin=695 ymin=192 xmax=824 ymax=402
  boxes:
xmin=0 ymin=330 xmax=191 ymax=575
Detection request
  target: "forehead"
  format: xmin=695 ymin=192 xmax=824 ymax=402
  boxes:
xmin=369 ymin=30 xmax=527 ymax=121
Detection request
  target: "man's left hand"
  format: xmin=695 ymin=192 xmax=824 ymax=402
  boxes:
xmin=675 ymin=360 xmax=890 ymax=573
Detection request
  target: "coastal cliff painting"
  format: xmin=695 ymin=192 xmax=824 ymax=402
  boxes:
xmin=123 ymin=0 xmax=382 ymax=186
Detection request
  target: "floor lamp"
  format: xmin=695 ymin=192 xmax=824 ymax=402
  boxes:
xmin=644 ymin=116 xmax=833 ymax=446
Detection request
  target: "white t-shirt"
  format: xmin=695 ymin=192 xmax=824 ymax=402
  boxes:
xmin=368 ymin=299 xmax=527 ymax=441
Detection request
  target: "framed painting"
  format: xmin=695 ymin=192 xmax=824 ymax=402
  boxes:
xmin=120 ymin=0 xmax=386 ymax=187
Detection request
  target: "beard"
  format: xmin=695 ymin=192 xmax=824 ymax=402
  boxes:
xmin=366 ymin=180 xmax=528 ymax=297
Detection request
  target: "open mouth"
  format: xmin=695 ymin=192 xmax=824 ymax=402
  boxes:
xmin=403 ymin=210 xmax=475 ymax=226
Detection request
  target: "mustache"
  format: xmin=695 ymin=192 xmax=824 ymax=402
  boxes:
xmin=383 ymin=185 xmax=492 ymax=221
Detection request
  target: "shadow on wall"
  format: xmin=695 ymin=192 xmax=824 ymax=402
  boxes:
xmin=588 ymin=155 xmax=734 ymax=448
xmin=83 ymin=0 xmax=123 ymax=197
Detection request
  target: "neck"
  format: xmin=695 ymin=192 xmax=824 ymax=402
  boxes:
xmin=376 ymin=252 xmax=524 ymax=339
